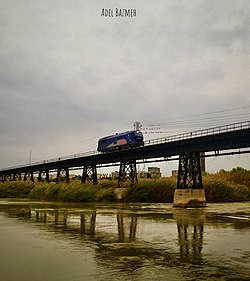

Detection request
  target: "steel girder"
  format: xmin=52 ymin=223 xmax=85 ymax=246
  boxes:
xmin=13 ymin=173 xmax=22 ymax=181
xmin=81 ymin=164 xmax=98 ymax=185
xmin=24 ymin=172 xmax=34 ymax=182
xmin=56 ymin=168 xmax=69 ymax=183
xmin=118 ymin=159 xmax=137 ymax=187
xmin=177 ymin=152 xmax=203 ymax=189
xmin=38 ymin=170 xmax=50 ymax=182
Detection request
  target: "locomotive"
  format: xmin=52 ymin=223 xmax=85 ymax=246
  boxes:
xmin=97 ymin=130 xmax=144 ymax=152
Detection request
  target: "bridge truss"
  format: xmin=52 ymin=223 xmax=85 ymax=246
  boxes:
xmin=0 ymin=121 xmax=250 ymax=196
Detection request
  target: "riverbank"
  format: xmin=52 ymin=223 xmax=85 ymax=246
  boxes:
xmin=0 ymin=167 xmax=249 ymax=203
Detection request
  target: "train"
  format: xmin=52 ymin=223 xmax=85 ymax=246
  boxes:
xmin=97 ymin=130 xmax=144 ymax=152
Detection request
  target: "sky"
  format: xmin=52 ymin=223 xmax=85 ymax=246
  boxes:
xmin=0 ymin=0 xmax=250 ymax=175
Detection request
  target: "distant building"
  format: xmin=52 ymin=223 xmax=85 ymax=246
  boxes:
xmin=111 ymin=171 xmax=119 ymax=180
xmin=97 ymin=174 xmax=111 ymax=180
xmin=112 ymin=166 xmax=162 ymax=179
xmin=148 ymin=167 xmax=161 ymax=178
xmin=138 ymin=171 xmax=151 ymax=178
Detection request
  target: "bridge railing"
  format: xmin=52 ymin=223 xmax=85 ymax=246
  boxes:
xmin=0 ymin=150 xmax=98 ymax=172
xmin=144 ymin=120 xmax=250 ymax=146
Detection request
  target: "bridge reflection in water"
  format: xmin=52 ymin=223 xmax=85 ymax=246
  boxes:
xmin=1 ymin=202 xmax=250 ymax=280
xmin=25 ymin=208 xmax=139 ymax=242
xmin=3 ymin=204 xmax=205 ymax=262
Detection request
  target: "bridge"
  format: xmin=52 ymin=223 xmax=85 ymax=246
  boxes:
xmin=1 ymin=121 xmax=250 ymax=207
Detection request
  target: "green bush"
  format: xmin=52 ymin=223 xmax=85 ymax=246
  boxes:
xmin=203 ymin=174 xmax=250 ymax=202
xmin=0 ymin=181 xmax=34 ymax=198
xmin=0 ymin=167 xmax=249 ymax=203
xmin=29 ymin=184 xmax=46 ymax=200
xmin=56 ymin=182 xmax=95 ymax=202
xmin=126 ymin=178 xmax=176 ymax=203
xmin=28 ymin=181 xmax=116 ymax=203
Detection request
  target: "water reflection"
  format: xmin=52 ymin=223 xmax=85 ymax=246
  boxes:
xmin=17 ymin=207 xmax=207 ymax=265
xmin=117 ymin=213 xmax=137 ymax=242
xmin=80 ymin=212 xmax=96 ymax=235
xmin=19 ymin=208 xmax=139 ymax=244
xmin=0 ymin=201 xmax=250 ymax=280
xmin=174 ymin=209 xmax=205 ymax=264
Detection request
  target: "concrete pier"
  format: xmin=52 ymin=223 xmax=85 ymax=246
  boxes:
xmin=173 ymin=189 xmax=206 ymax=208
xmin=114 ymin=188 xmax=128 ymax=201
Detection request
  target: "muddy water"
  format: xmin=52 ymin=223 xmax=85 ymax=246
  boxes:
xmin=0 ymin=200 xmax=249 ymax=281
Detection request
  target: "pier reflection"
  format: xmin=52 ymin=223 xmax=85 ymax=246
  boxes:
xmin=32 ymin=208 xmax=97 ymax=235
xmin=117 ymin=213 xmax=137 ymax=242
xmin=80 ymin=211 xmax=96 ymax=235
xmin=173 ymin=209 xmax=205 ymax=264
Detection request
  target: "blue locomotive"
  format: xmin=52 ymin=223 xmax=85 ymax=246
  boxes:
xmin=97 ymin=130 xmax=144 ymax=152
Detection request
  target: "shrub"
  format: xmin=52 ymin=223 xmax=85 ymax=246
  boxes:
xmin=0 ymin=181 xmax=33 ymax=198
xmin=203 ymin=175 xmax=250 ymax=202
xmin=126 ymin=178 xmax=176 ymax=203
xmin=0 ymin=167 xmax=249 ymax=203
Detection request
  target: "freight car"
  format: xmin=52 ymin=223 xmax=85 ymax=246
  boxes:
xmin=97 ymin=130 xmax=144 ymax=152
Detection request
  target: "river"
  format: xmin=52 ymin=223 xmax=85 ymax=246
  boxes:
xmin=0 ymin=200 xmax=249 ymax=281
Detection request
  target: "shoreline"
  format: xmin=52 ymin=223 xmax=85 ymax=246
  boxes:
xmin=0 ymin=168 xmax=249 ymax=203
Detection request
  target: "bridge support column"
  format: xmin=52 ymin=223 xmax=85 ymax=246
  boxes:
xmin=114 ymin=160 xmax=137 ymax=201
xmin=24 ymin=172 xmax=34 ymax=182
xmin=4 ymin=174 xmax=12 ymax=182
xmin=117 ymin=159 xmax=137 ymax=188
xmin=38 ymin=170 xmax=50 ymax=182
xmin=13 ymin=173 xmax=21 ymax=181
xmin=173 ymin=152 xmax=206 ymax=208
xmin=56 ymin=168 xmax=69 ymax=183
xmin=81 ymin=164 xmax=98 ymax=185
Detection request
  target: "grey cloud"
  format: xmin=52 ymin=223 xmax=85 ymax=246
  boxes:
xmin=204 ymin=25 xmax=250 ymax=51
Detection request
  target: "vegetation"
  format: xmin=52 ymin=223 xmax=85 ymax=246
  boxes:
xmin=125 ymin=178 xmax=176 ymax=203
xmin=203 ymin=167 xmax=250 ymax=202
xmin=0 ymin=167 xmax=249 ymax=203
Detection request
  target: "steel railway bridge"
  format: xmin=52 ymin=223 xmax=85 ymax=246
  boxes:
xmin=0 ymin=121 xmax=250 ymax=205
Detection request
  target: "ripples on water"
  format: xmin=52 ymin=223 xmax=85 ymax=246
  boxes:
xmin=0 ymin=200 xmax=249 ymax=281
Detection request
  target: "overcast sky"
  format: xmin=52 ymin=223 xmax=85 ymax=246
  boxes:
xmin=0 ymin=0 xmax=249 ymax=174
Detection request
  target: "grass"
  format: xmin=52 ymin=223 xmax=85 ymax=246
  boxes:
xmin=0 ymin=167 xmax=249 ymax=203
xmin=28 ymin=180 xmax=116 ymax=202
